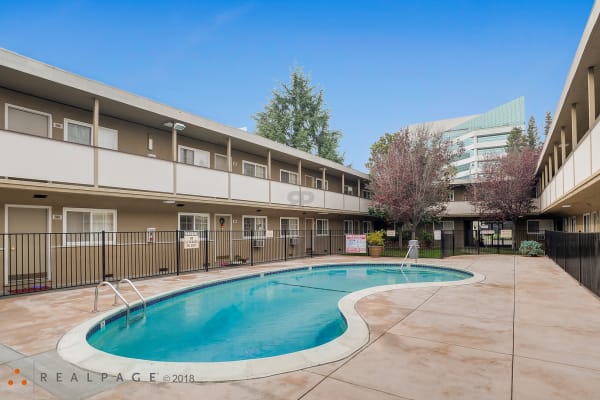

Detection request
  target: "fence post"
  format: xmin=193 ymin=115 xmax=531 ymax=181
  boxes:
xmin=579 ymin=232 xmax=582 ymax=285
xmin=477 ymin=229 xmax=480 ymax=255
xmin=440 ymin=231 xmax=445 ymax=258
xmin=250 ymin=229 xmax=254 ymax=266
xmin=284 ymin=230 xmax=287 ymax=262
xmin=176 ymin=230 xmax=180 ymax=276
xmin=329 ymin=229 xmax=332 ymax=255
xmin=101 ymin=230 xmax=106 ymax=281
xmin=452 ymin=232 xmax=455 ymax=257
xmin=310 ymin=230 xmax=313 ymax=258
xmin=204 ymin=229 xmax=209 ymax=272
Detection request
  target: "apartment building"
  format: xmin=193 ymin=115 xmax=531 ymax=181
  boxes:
xmin=0 ymin=49 xmax=373 ymax=283
xmin=537 ymin=3 xmax=600 ymax=233
xmin=407 ymin=98 xmax=528 ymax=248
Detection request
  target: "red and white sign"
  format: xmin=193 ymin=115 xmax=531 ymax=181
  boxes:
xmin=345 ymin=234 xmax=367 ymax=253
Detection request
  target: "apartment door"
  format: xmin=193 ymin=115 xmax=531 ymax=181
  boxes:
xmin=214 ymin=214 xmax=232 ymax=265
xmin=305 ymin=218 xmax=314 ymax=253
xmin=5 ymin=205 xmax=51 ymax=285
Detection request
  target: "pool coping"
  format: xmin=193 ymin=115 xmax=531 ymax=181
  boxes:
xmin=57 ymin=262 xmax=485 ymax=382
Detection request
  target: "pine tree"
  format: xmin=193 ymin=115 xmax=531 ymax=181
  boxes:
xmin=544 ymin=111 xmax=552 ymax=137
xmin=526 ymin=116 xmax=539 ymax=149
xmin=507 ymin=127 xmax=527 ymax=151
xmin=253 ymin=68 xmax=344 ymax=163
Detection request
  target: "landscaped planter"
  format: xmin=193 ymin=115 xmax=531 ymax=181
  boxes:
xmin=368 ymin=245 xmax=384 ymax=257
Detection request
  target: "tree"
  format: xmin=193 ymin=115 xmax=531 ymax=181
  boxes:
xmin=368 ymin=125 xmax=460 ymax=239
xmin=526 ymin=116 xmax=539 ymax=149
xmin=365 ymin=132 xmax=394 ymax=169
xmin=468 ymin=148 xmax=540 ymax=236
xmin=544 ymin=111 xmax=552 ymax=137
xmin=507 ymin=127 xmax=528 ymax=151
xmin=253 ymin=68 xmax=344 ymax=163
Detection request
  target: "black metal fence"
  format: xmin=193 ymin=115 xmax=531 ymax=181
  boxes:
xmin=440 ymin=229 xmax=546 ymax=257
xmin=546 ymin=231 xmax=600 ymax=297
xmin=0 ymin=229 xmax=353 ymax=297
xmin=0 ymin=228 xmax=551 ymax=297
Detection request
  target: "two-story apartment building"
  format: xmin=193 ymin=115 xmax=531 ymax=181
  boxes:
xmin=0 ymin=49 xmax=373 ymax=285
xmin=537 ymin=2 xmax=600 ymax=233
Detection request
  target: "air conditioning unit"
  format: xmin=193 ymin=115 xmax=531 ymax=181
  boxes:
xmin=289 ymin=237 xmax=298 ymax=246
xmin=252 ymin=239 xmax=265 ymax=248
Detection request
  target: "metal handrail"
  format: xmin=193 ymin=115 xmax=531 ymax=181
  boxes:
xmin=117 ymin=279 xmax=147 ymax=317
xmin=93 ymin=281 xmax=131 ymax=323
xmin=400 ymin=244 xmax=416 ymax=269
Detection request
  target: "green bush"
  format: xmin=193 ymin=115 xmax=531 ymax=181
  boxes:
xmin=401 ymin=230 xmax=412 ymax=242
xmin=367 ymin=230 xmax=385 ymax=246
xmin=519 ymin=241 xmax=544 ymax=257
xmin=419 ymin=231 xmax=433 ymax=248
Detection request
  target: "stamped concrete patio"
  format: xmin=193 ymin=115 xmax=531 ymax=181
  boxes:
xmin=0 ymin=254 xmax=599 ymax=399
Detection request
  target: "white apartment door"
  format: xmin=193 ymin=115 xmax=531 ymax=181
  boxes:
xmin=5 ymin=205 xmax=51 ymax=286
xmin=214 ymin=214 xmax=232 ymax=265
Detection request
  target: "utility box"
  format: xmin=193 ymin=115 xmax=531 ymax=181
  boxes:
xmin=408 ymin=240 xmax=419 ymax=259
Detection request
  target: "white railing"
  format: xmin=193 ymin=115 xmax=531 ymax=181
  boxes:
xmin=0 ymin=130 xmax=370 ymax=214
xmin=176 ymin=164 xmax=228 ymax=199
xmin=98 ymin=149 xmax=173 ymax=193
xmin=230 ymin=174 xmax=270 ymax=203
xmin=0 ymin=129 xmax=94 ymax=185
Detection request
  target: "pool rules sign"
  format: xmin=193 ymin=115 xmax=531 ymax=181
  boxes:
xmin=345 ymin=234 xmax=367 ymax=254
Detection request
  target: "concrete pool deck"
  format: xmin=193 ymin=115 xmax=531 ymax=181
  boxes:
xmin=1 ymin=255 xmax=599 ymax=399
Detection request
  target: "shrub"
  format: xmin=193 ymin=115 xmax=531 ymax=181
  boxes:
xmin=519 ymin=241 xmax=544 ymax=257
xmin=367 ymin=230 xmax=385 ymax=246
xmin=419 ymin=231 xmax=433 ymax=248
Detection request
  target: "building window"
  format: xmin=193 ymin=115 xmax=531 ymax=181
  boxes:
xmin=178 ymin=213 xmax=210 ymax=238
xmin=63 ymin=208 xmax=116 ymax=245
xmin=280 ymin=217 xmax=299 ymax=237
xmin=5 ymin=104 xmax=52 ymax=137
xmin=344 ymin=185 xmax=354 ymax=195
xmin=242 ymin=161 xmax=267 ymax=179
xmin=362 ymin=190 xmax=372 ymax=199
xmin=315 ymin=178 xmax=329 ymax=190
xmin=243 ymin=216 xmax=267 ymax=238
xmin=583 ymin=213 xmax=591 ymax=233
xmin=362 ymin=221 xmax=373 ymax=234
xmin=98 ymin=127 xmax=118 ymax=150
xmin=442 ymin=220 xmax=455 ymax=231
xmin=344 ymin=220 xmax=354 ymax=234
xmin=214 ymin=154 xmax=228 ymax=171
xmin=448 ymin=190 xmax=455 ymax=202
xmin=280 ymin=169 xmax=298 ymax=185
xmin=316 ymin=219 xmax=329 ymax=236
xmin=65 ymin=119 xmax=93 ymax=145
xmin=178 ymin=145 xmax=210 ymax=167
xmin=305 ymin=175 xmax=314 ymax=188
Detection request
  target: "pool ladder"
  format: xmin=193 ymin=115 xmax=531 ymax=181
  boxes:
xmin=399 ymin=244 xmax=418 ymax=269
xmin=93 ymin=279 xmax=147 ymax=325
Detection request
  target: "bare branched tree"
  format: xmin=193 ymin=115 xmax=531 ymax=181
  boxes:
xmin=368 ymin=125 xmax=461 ymax=239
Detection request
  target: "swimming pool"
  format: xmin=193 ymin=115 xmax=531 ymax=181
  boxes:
xmin=59 ymin=262 xmax=483 ymax=381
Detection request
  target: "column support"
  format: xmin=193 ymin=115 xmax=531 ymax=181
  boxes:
xmin=571 ymin=103 xmax=578 ymax=147
xmin=560 ymin=126 xmax=567 ymax=163
xmin=93 ymin=98 xmax=99 ymax=188
xmin=589 ymin=66 xmax=596 ymax=128
xmin=172 ymin=124 xmax=177 ymax=194
xmin=553 ymin=144 xmax=559 ymax=174
xmin=297 ymin=159 xmax=302 ymax=185
xmin=227 ymin=137 xmax=232 ymax=199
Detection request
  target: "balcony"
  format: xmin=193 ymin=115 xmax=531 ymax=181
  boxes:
xmin=0 ymin=129 xmax=370 ymax=214
xmin=540 ymin=119 xmax=600 ymax=210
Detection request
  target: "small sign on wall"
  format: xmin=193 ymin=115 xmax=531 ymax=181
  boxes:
xmin=183 ymin=234 xmax=200 ymax=249
xmin=52 ymin=214 xmax=62 ymax=221
xmin=434 ymin=230 xmax=442 ymax=241
xmin=266 ymin=230 xmax=274 ymax=238
xmin=146 ymin=228 xmax=156 ymax=243
xmin=386 ymin=230 xmax=396 ymax=237
xmin=500 ymin=229 xmax=513 ymax=239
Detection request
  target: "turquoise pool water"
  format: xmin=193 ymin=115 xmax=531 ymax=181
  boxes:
xmin=87 ymin=264 xmax=471 ymax=362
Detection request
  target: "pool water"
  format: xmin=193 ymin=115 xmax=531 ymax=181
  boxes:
xmin=87 ymin=265 xmax=471 ymax=362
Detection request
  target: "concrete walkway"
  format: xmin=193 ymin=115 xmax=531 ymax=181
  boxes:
xmin=0 ymin=255 xmax=599 ymax=399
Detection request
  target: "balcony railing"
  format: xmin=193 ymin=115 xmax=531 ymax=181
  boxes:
xmin=0 ymin=129 xmax=371 ymax=213
xmin=540 ymin=119 xmax=600 ymax=210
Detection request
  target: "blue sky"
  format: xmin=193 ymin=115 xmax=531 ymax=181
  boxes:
xmin=0 ymin=1 xmax=593 ymax=172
